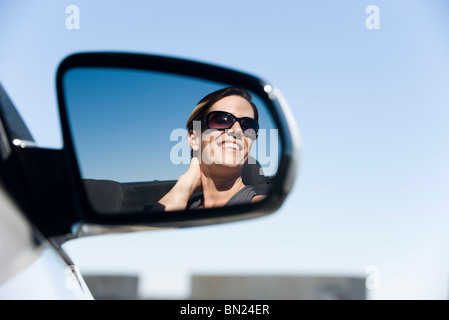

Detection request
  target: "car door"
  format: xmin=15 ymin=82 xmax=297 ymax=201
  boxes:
xmin=0 ymin=83 xmax=92 ymax=299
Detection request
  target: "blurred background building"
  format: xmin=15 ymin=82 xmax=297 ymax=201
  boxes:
xmin=83 ymin=274 xmax=366 ymax=300
xmin=190 ymin=275 xmax=365 ymax=300
xmin=83 ymin=275 xmax=139 ymax=300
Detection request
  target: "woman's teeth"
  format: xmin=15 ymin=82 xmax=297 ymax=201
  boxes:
xmin=222 ymin=142 xmax=238 ymax=150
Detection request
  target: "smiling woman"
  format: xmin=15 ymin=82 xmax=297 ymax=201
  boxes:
xmin=156 ymin=87 xmax=267 ymax=212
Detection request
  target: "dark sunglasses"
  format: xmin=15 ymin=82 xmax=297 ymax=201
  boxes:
xmin=205 ymin=111 xmax=259 ymax=139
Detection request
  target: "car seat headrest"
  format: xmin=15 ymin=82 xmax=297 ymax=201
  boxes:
xmin=83 ymin=179 xmax=144 ymax=214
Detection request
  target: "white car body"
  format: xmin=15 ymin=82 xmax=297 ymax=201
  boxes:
xmin=0 ymin=185 xmax=92 ymax=299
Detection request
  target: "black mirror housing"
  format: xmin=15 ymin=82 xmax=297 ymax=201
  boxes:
xmin=56 ymin=52 xmax=301 ymax=234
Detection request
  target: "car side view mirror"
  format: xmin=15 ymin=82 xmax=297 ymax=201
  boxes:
xmin=56 ymin=52 xmax=301 ymax=232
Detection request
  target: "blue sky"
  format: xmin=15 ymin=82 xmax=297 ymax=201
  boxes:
xmin=1 ymin=1 xmax=449 ymax=299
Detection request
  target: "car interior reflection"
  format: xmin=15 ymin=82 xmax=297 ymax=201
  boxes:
xmin=83 ymin=156 xmax=273 ymax=214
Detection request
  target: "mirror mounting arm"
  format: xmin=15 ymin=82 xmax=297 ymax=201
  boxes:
xmin=11 ymin=146 xmax=82 ymax=238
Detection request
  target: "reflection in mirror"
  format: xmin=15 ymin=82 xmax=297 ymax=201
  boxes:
xmin=63 ymin=68 xmax=281 ymax=214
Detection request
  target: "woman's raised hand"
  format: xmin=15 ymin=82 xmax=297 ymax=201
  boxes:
xmin=157 ymin=154 xmax=202 ymax=211
xmin=183 ymin=152 xmax=202 ymax=193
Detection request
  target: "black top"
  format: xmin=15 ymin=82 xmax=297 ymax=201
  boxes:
xmin=186 ymin=185 xmax=256 ymax=210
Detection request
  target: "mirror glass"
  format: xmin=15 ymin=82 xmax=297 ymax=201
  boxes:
xmin=62 ymin=67 xmax=281 ymax=214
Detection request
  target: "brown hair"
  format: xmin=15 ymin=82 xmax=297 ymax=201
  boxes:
xmin=186 ymin=87 xmax=259 ymax=132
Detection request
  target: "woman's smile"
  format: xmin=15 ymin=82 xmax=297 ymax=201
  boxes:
xmin=217 ymin=139 xmax=243 ymax=152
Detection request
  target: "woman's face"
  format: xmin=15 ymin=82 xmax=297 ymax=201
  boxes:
xmin=197 ymin=95 xmax=256 ymax=171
